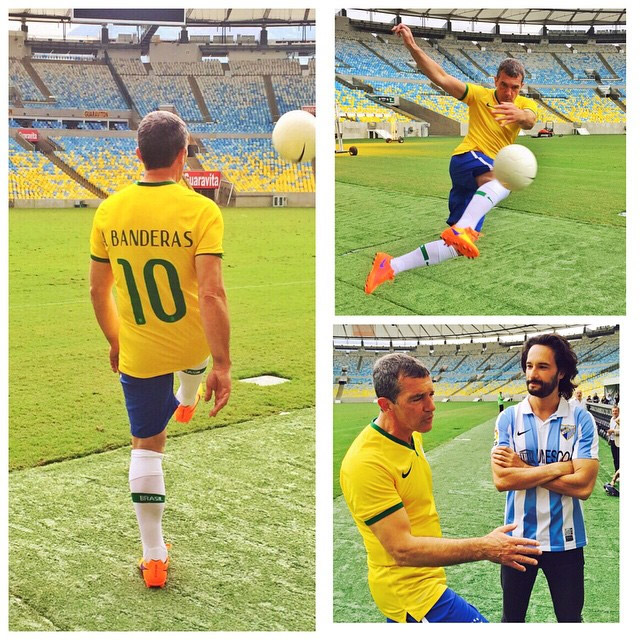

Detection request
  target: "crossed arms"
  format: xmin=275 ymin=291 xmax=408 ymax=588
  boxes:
xmin=491 ymin=446 xmax=599 ymax=500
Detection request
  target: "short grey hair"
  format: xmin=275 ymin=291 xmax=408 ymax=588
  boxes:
xmin=137 ymin=110 xmax=189 ymax=170
xmin=373 ymin=353 xmax=430 ymax=403
xmin=497 ymin=58 xmax=525 ymax=83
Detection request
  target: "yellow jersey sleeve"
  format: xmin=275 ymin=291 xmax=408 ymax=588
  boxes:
xmin=341 ymin=459 xmax=403 ymax=527
xmin=195 ymin=202 xmax=224 ymax=256
xmin=89 ymin=204 xmax=109 ymax=262
xmin=518 ymin=95 xmax=538 ymax=117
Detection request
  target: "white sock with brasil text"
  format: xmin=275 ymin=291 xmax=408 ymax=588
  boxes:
xmin=455 ymin=178 xmax=510 ymax=232
xmin=176 ymin=357 xmax=209 ymax=406
xmin=129 ymin=449 xmax=167 ymax=562
xmin=390 ymin=239 xmax=459 ymax=274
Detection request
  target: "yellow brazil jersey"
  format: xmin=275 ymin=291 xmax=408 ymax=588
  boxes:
xmin=90 ymin=181 xmax=223 ymax=378
xmin=340 ymin=421 xmax=447 ymax=622
xmin=453 ymin=83 xmax=538 ymax=159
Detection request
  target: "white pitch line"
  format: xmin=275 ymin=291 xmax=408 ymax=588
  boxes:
xmin=9 ymin=280 xmax=314 ymax=309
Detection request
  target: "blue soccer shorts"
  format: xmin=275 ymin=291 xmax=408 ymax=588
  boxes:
xmin=120 ymin=372 xmax=179 ymax=438
xmin=386 ymin=588 xmax=489 ymax=623
xmin=447 ymin=150 xmax=495 ymax=227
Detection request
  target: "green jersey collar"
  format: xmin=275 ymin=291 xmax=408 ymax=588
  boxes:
xmin=136 ymin=180 xmax=176 ymax=186
xmin=370 ymin=421 xmax=415 ymax=450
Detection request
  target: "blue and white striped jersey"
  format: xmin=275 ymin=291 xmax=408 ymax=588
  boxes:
xmin=493 ymin=397 xmax=599 ymax=552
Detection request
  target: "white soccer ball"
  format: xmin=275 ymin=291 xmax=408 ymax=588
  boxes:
xmin=493 ymin=144 xmax=537 ymax=191
xmin=272 ymin=109 xmax=316 ymax=163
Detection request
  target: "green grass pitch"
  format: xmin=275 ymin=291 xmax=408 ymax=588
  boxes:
xmin=335 ymin=135 xmax=625 ymax=315
xmin=333 ymin=403 xmax=619 ymax=623
xmin=9 ymin=207 xmax=315 ymax=631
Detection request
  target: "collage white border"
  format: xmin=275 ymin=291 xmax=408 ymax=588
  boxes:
xmin=2 ymin=0 xmax=636 ymax=637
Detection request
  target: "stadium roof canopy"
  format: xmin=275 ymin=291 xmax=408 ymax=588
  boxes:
xmin=8 ymin=9 xmax=315 ymax=27
xmin=356 ymin=8 xmax=625 ymax=27
xmin=333 ymin=324 xmax=616 ymax=341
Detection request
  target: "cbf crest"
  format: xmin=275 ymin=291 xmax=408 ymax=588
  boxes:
xmin=560 ymin=422 xmax=576 ymax=440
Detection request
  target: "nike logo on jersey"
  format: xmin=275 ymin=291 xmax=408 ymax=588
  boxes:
xmin=402 ymin=464 xmax=412 ymax=478
xmin=516 ymin=429 xmax=530 ymax=436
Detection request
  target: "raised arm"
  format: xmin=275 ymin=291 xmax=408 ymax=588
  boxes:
xmin=541 ymin=458 xmax=599 ymax=500
xmin=195 ymin=254 xmax=231 ymax=417
xmin=392 ymin=23 xmax=466 ymax=99
xmin=369 ymin=506 xmax=540 ymax=572
xmin=491 ymin=446 xmax=574 ymax=492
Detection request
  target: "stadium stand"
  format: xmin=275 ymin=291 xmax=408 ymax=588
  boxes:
xmin=199 ymin=138 xmax=314 ymax=193
xmin=335 ymin=81 xmax=400 ymax=123
xmin=10 ymin=28 xmax=315 ymax=205
xmin=31 ymin=61 xmax=129 ymax=110
xmin=9 ymin=137 xmax=95 ymax=200
xmin=50 ymin=136 xmax=141 ymax=195
xmin=9 ymin=58 xmax=44 ymax=101
xmin=272 ymin=76 xmax=315 ymax=115
xmin=541 ymin=88 xmax=625 ymax=123
xmin=229 ymin=59 xmax=301 ymax=76
xmin=110 ymin=57 xmax=147 ymax=76
xmin=124 ymin=75 xmax=203 ymax=122
xmin=152 ymin=60 xmax=224 ymax=76
xmin=334 ymin=332 xmax=619 ymax=402
xmin=335 ymin=17 xmax=626 ymax=130
xmin=197 ymin=76 xmax=273 ymax=132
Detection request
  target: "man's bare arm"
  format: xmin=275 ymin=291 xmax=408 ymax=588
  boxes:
xmin=491 ymin=446 xmax=573 ymax=491
xmin=369 ymin=506 xmax=540 ymax=572
xmin=195 ymin=254 xmax=231 ymax=416
xmin=392 ymin=24 xmax=466 ymax=99
xmin=89 ymin=259 xmax=120 ymax=372
xmin=541 ymin=459 xmax=599 ymax=500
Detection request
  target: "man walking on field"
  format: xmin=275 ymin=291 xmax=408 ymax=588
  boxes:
xmin=90 ymin=110 xmax=231 ymax=588
xmin=365 ymin=23 xmax=538 ymax=294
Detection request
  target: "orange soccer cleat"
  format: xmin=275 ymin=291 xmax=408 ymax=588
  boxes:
xmin=364 ymin=252 xmax=395 ymax=294
xmin=175 ymin=386 xmax=202 ymax=423
xmin=440 ymin=226 xmax=482 ymax=259
xmin=138 ymin=548 xmax=170 ymax=588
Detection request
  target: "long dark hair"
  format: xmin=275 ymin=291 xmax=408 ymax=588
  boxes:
xmin=521 ymin=333 xmax=578 ymax=399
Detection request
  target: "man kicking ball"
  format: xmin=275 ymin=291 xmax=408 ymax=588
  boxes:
xmin=365 ymin=23 xmax=537 ymax=294
xmin=90 ymin=110 xmax=231 ymax=587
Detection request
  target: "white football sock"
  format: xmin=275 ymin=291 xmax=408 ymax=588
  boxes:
xmin=129 ymin=449 xmax=167 ymax=562
xmin=391 ymin=239 xmax=459 ymax=274
xmin=175 ymin=357 xmax=209 ymax=406
xmin=455 ymin=178 xmax=510 ymax=231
